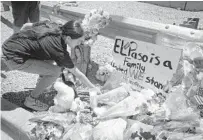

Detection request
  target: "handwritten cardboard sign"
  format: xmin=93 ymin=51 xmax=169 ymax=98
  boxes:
xmin=111 ymin=36 xmax=182 ymax=91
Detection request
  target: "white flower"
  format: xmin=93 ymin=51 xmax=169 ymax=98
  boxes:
xmin=82 ymin=8 xmax=111 ymax=45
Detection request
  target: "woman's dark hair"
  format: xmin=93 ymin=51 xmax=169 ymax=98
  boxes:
xmin=61 ymin=20 xmax=84 ymax=39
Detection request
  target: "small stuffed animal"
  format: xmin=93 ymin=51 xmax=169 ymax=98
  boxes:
xmin=95 ymin=64 xmax=114 ymax=83
xmin=49 ymin=81 xmax=76 ymax=113
xmin=96 ymin=64 xmax=129 ymax=90
xmin=49 ymin=69 xmax=78 ymax=113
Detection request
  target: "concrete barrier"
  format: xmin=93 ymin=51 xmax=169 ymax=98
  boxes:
xmin=40 ymin=2 xmax=203 ymax=43
xmin=1 ymin=98 xmax=35 ymax=140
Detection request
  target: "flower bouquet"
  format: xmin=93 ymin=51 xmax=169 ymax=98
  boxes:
xmin=72 ymin=8 xmax=111 ymax=75
xmin=82 ymin=8 xmax=111 ymax=45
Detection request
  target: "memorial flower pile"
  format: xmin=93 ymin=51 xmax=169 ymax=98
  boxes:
xmin=28 ymin=9 xmax=203 ymax=140
xmin=31 ymin=121 xmax=64 ymax=140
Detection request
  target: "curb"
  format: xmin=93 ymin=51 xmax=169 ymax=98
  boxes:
xmin=1 ymin=98 xmax=36 ymax=140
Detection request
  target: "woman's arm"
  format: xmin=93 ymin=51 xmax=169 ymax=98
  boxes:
xmin=67 ymin=66 xmax=95 ymax=88
xmin=20 ymin=20 xmax=55 ymax=31
xmin=20 ymin=23 xmax=34 ymax=30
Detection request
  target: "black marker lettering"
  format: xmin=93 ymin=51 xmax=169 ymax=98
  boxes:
xmin=163 ymin=61 xmax=173 ymax=70
xmin=114 ymin=38 xmax=121 ymax=53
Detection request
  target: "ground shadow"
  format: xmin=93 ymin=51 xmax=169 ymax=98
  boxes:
xmin=1 ymin=15 xmax=13 ymax=29
xmin=2 ymin=90 xmax=33 ymax=111
xmin=1 ymin=90 xmax=57 ymax=112
xmin=1 ymin=98 xmax=19 ymax=111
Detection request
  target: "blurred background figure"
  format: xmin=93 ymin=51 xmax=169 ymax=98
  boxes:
xmin=11 ymin=1 xmax=40 ymax=33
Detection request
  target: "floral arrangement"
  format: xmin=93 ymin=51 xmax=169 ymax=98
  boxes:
xmin=71 ymin=8 xmax=111 ymax=75
xmin=31 ymin=121 xmax=64 ymax=140
xmin=181 ymin=43 xmax=203 ymax=112
xmin=82 ymin=8 xmax=111 ymax=45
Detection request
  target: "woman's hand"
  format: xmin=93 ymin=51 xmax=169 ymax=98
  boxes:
xmin=68 ymin=67 xmax=100 ymax=91
xmin=90 ymin=86 xmax=102 ymax=95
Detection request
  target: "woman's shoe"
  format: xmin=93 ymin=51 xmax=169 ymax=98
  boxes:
xmin=24 ymin=96 xmax=49 ymax=111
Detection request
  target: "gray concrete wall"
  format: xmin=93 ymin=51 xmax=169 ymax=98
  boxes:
xmin=144 ymin=1 xmax=203 ymax=11
xmin=185 ymin=1 xmax=203 ymax=11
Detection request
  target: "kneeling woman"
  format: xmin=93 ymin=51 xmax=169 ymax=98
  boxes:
xmin=2 ymin=20 xmax=98 ymax=111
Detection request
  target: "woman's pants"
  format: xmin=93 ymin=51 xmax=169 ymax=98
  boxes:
xmin=4 ymin=59 xmax=61 ymax=98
